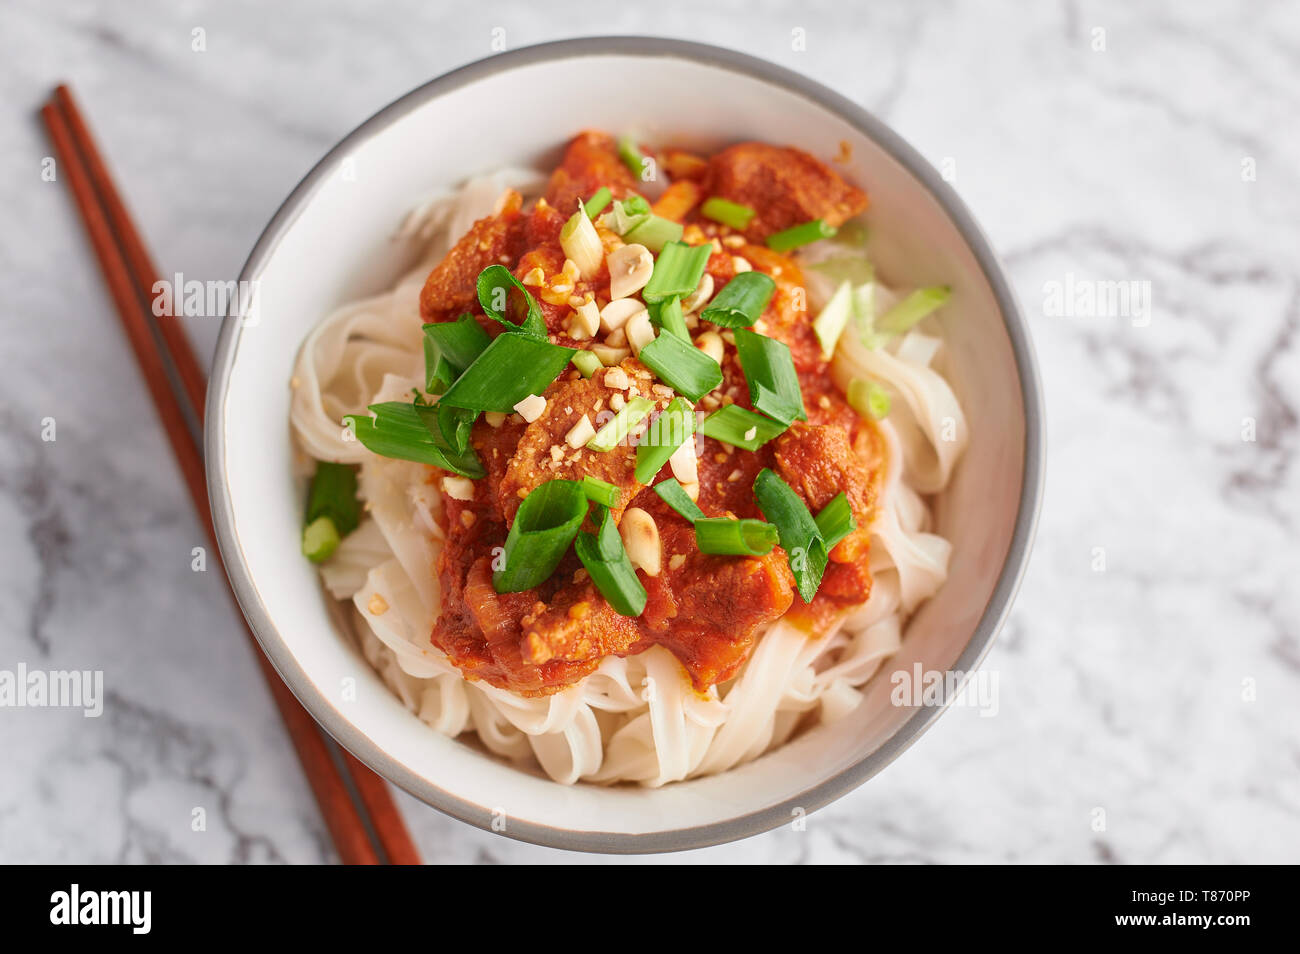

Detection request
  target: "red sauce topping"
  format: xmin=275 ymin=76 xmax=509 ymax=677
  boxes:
xmin=419 ymin=132 xmax=875 ymax=696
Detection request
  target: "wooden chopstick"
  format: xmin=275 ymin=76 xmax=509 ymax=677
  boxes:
xmin=42 ymin=87 xmax=420 ymax=866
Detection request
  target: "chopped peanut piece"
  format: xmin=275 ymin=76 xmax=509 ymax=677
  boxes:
xmin=513 ymin=393 xmax=547 ymax=422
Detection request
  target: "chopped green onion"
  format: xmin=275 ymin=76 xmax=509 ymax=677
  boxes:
xmin=600 ymin=196 xmax=650 ymax=236
xmin=850 ymin=282 xmax=877 ymax=346
xmin=305 ymin=461 xmax=362 ymax=535
xmin=637 ymin=332 xmax=723 ymax=402
xmin=618 ymin=134 xmax=646 ymax=180
xmin=813 ymin=280 xmax=853 ymax=360
xmin=634 ymin=397 xmax=695 ymax=483
xmin=346 ymin=402 xmax=485 ymax=478
xmin=814 ymin=492 xmax=857 ymax=551
xmin=302 ymin=461 xmax=361 ymax=562
xmin=423 ymin=403 xmax=475 ymax=455
xmin=623 ymin=214 xmax=684 ymax=253
xmin=436 ymin=332 xmax=575 ymax=414
xmin=574 ymin=507 xmax=647 ymax=616
xmin=765 ymin=218 xmax=837 ymax=253
xmin=650 ymin=296 xmax=690 ymax=341
xmin=733 ymin=328 xmax=807 ymax=425
xmin=809 ymin=254 xmax=874 ymax=287
xmin=584 ymin=186 xmax=612 ymax=217
xmin=477 ymin=264 xmax=547 ymax=338
xmin=847 ymin=377 xmax=891 ymax=419
xmin=834 ymin=220 xmax=870 ymax=248
xmin=493 ymin=480 xmax=588 ymax=593
xmin=587 ymin=396 xmax=655 ymax=452
xmin=642 ymin=241 xmax=713 ymax=304
xmin=302 ymin=516 xmax=341 ymax=563
xmin=561 ymin=204 xmax=604 ymax=279
xmin=698 ymin=404 xmax=786 ymax=450
xmin=653 ymin=479 xmax=705 ymax=522
xmin=621 ymin=194 xmax=651 ymax=217
xmin=581 ymin=475 xmax=621 ymax=509
xmin=700 ymin=197 xmax=755 ymax=230
xmin=425 ymin=352 xmax=454 ymax=395
xmin=753 ymin=468 xmax=828 ymax=603
xmin=423 ymin=315 xmax=491 ymax=380
xmin=876 ymin=286 xmax=951 ymax=337
xmin=699 ymin=271 xmax=775 ymax=328
xmin=571 ymin=350 xmax=603 ymax=378
xmin=694 ymin=517 xmax=778 ymax=556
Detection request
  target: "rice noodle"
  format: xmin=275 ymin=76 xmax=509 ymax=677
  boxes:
xmin=288 ymin=170 xmax=967 ymax=785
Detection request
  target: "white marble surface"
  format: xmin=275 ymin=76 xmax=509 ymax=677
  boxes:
xmin=2 ymin=0 xmax=1297 ymax=864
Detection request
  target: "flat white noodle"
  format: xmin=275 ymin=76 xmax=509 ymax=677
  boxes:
xmin=833 ymin=330 xmax=968 ymax=494
xmin=320 ymin=518 xmax=389 ymax=600
xmin=290 ymin=173 xmax=970 ymax=785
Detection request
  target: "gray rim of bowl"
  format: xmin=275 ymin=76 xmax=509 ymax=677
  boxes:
xmin=206 ymin=35 xmax=1046 ymax=856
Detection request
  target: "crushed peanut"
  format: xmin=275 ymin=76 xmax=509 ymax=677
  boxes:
xmin=513 ymin=393 xmax=547 ymax=422
xmin=441 ymin=476 xmax=475 ymax=501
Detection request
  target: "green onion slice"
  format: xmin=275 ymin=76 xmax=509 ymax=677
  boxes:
xmin=642 ymin=241 xmax=713 ymax=304
xmin=346 ymin=402 xmax=486 ymax=478
xmin=699 ymin=271 xmax=775 ymax=328
xmin=753 ymin=468 xmax=828 ymax=603
xmin=584 ymin=186 xmax=612 ymax=217
xmin=587 ymin=396 xmax=655 ymax=452
xmin=435 ymin=332 xmax=575 ymax=414
xmin=698 ymin=404 xmax=786 ymax=450
xmin=653 ymin=478 xmax=705 ymax=522
xmin=700 ymin=197 xmax=756 ymax=230
xmin=847 ymin=377 xmax=891 ymax=419
xmin=623 ymin=214 xmax=684 ymax=253
xmin=814 ymin=492 xmax=857 ymax=551
xmin=618 ymin=134 xmax=646 ymax=180
xmin=850 ymin=282 xmax=877 ymax=346
xmin=423 ymin=315 xmax=491 ymax=380
xmin=875 ymin=286 xmax=951 ymax=338
xmin=425 ymin=352 xmax=454 ymax=395
xmin=581 ymin=475 xmax=621 ymax=508
xmin=694 ymin=517 xmax=778 ymax=556
xmin=809 ymin=254 xmax=874 ymax=287
xmin=834 ymin=220 xmax=870 ymax=248
xmin=574 ymin=507 xmax=647 ymax=616
xmin=620 ymin=194 xmax=651 ymax=217
xmin=305 ymin=461 xmax=362 ymax=536
xmin=812 ymin=281 xmax=853 ymax=360
xmin=765 ymin=218 xmax=837 ymax=253
xmin=638 ymin=332 xmax=723 ymax=402
xmin=422 ymin=403 xmax=476 ymax=455
xmin=650 ymin=296 xmax=690 ymax=341
xmin=302 ymin=461 xmax=361 ymax=562
xmin=733 ymin=328 xmax=807 ymax=425
xmin=571 ymin=350 xmax=603 ymax=378
xmin=476 ymin=264 xmax=547 ymax=338
xmin=601 ymin=197 xmax=650 ymax=236
xmin=302 ymin=515 xmax=341 ymax=563
xmin=634 ymin=397 xmax=695 ymax=484
xmin=493 ymin=480 xmax=588 ymax=593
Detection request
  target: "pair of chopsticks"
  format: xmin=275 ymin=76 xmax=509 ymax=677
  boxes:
xmin=41 ymin=85 xmax=421 ymax=865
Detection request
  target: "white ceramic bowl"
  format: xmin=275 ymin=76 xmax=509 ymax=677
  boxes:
xmin=207 ymin=37 xmax=1044 ymax=853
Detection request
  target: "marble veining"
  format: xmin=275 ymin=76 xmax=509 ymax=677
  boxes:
xmin=1 ymin=0 xmax=1296 ymax=863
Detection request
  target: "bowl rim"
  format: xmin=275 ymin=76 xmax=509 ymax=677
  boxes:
xmin=205 ymin=35 xmax=1046 ymax=855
